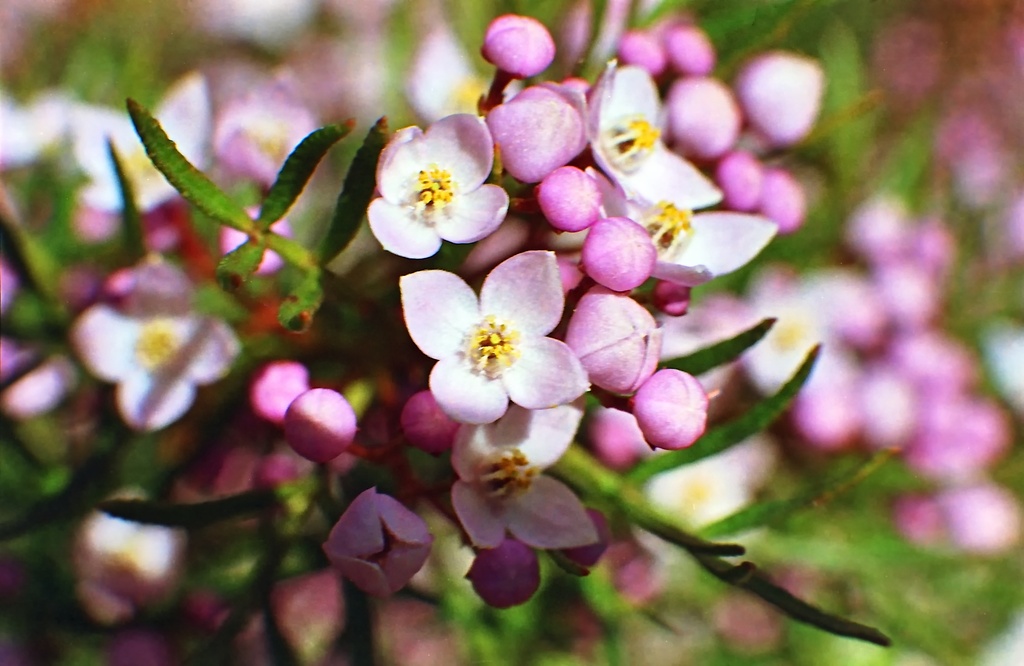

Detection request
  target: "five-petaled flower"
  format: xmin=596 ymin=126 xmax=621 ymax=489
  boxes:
xmin=400 ymin=250 xmax=589 ymax=424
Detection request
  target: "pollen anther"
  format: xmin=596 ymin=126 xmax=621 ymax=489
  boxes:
xmin=480 ymin=448 xmax=538 ymax=498
xmin=645 ymin=201 xmax=694 ymax=256
xmin=468 ymin=315 xmax=521 ymax=378
xmin=416 ymin=165 xmax=455 ymax=212
xmin=135 ymin=319 xmax=182 ymax=371
xmin=604 ymin=117 xmax=661 ymax=172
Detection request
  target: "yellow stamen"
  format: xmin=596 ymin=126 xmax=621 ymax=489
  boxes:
xmin=416 ymin=165 xmax=455 ymax=212
xmin=468 ymin=315 xmax=520 ymax=378
xmin=135 ymin=319 xmax=182 ymax=371
xmin=604 ymin=117 xmax=661 ymax=172
xmin=645 ymin=201 xmax=694 ymax=257
xmin=480 ymin=448 xmax=538 ymax=498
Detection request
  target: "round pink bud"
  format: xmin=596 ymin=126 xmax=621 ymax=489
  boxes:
xmin=937 ymin=484 xmax=1022 ymax=554
xmin=633 ymin=369 xmax=708 ymax=450
xmin=652 ymin=280 xmax=691 ymax=316
xmin=663 ymin=24 xmax=716 ymax=76
xmin=253 ymin=452 xmax=304 ymax=489
xmin=466 ymin=538 xmax=540 ymax=609
xmin=715 ymin=150 xmax=764 ymax=212
xmin=666 ymin=77 xmax=741 ymax=160
xmin=537 ymin=166 xmax=601 ymax=232
xmin=617 ymin=30 xmax=668 ymax=77
xmin=482 ymin=15 xmax=556 ymax=78
xmin=561 ymin=509 xmax=610 ymax=568
xmin=400 ymin=390 xmax=460 ymax=455
xmin=284 ymin=388 xmax=357 ymax=463
xmin=758 ymin=168 xmax=806 ymax=234
xmin=250 ymin=361 xmax=310 ymax=425
xmin=581 ymin=217 xmax=657 ymax=292
xmin=735 ymin=51 xmax=825 ymax=148
xmin=892 ymin=494 xmax=945 ymax=546
xmin=565 ymin=287 xmax=662 ymax=394
xmin=557 ymin=256 xmax=585 ymax=293
xmin=587 ymin=407 xmax=651 ymax=470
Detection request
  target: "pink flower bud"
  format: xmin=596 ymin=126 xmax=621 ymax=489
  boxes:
xmin=666 ymin=77 xmax=741 ymax=160
xmin=557 ymin=256 xmax=585 ymax=293
xmin=663 ymin=24 xmax=716 ymax=76
xmin=487 ymin=85 xmax=587 ymax=183
xmin=581 ymin=217 xmax=657 ymax=292
xmin=323 ymin=487 xmax=434 ymax=596
xmin=892 ymin=494 xmax=945 ymax=546
xmin=560 ymin=509 xmax=611 ymax=568
xmin=250 ymin=361 xmax=310 ymax=425
xmin=565 ymin=287 xmax=662 ymax=394
xmin=106 ymin=629 xmax=175 ymax=666
xmin=633 ymin=369 xmax=708 ymax=450
xmin=587 ymin=407 xmax=651 ymax=469
xmin=466 ymin=538 xmax=540 ymax=608
xmin=652 ymin=280 xmax=691 ymax=316
xmin=537 ymin=166 xmax=601 ymax=232
xmin=253 ymin=452 xmax=305 ymax=489
xmin=735 ymin=51 xmax=825 ymax=148
xmin=617 ymin=30 xmax=667 ymax=77
xmin=715 ymin=150 xmax=764 ymax=212
xmin=937 ymin=483 xmax=1022 ymax=554
xmin=758 ymin=168 xmax=806 ymax=234
xmin=284 ymin=388 xmax=357 ymax=463
xmin=0 ymin=258 xmax=19 ymax=316
xmin=400 ymin=390 xmax=459 ymax=455
xmin=482 ymin=15 xmax=556 ymax=78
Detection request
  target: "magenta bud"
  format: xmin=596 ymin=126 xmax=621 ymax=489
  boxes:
xmin=250 ymin=361 xmax=310 ymax=425
xmin=106 ymin=629 xmax=175 ymax=666
xmin=561 ymin=509 xmax=611 ymax=568
xmin=482 ymin=14 xmax=556 ymax=78
xmin=663 ymin=24 xmax=716 ymax=76
xmin=487 ymin=85 xmax=587 ymax=183
xmin=557 ymin=256 xmax=584 ymax=293
xmin=565 ymin=287 xmax=662 ymax=394
xmin=253 ymin=452 xmax=304 ymax=489
xmin=715 ymin=150 xmax=764 ymax=212
xmin=466 ymin=538 xmax=540 ymax=609
xmin=400 ymin=390 xmax=460 ymax=455
xmin=735 ymin=51 xmax=825 ymax=147
xmin=633 ymin=369 xmax=708 ymax=450
xmin=537 ymin=166 xmax=601 ymax=232
xmin=284 ymin=388 xmax=357 ymax=463
xmin=758 ymin=168 xmax=806 ymax=234
xmin=666 ymin=77 xmax=741 ymax=160
xmin=587 ymin=407 xmax=651 ymax=470
xmin=581 ymin=217 xmax=657 ymax=292
xmin=652 ymin=280 xmax=692 ymax=316
xmin=617 ymin=30 xmax=668 ymax=77
xmin=323 ymin=487 xmax=434 ymax=597
xmin=937 ymin=484 xmax=1022 ymax=554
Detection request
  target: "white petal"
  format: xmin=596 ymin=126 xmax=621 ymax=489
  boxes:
xmin=617 ymin=147 xmax=722 ymax=210
xmin=400 ymin=270 xmax=479 ymax=359
xmin=376 ymin=126 xmax=423 ymax=201
xmin=420 ymin=114 xmax=494 ymax=189
xmin=182 ymin=318 xmax=240 ymax=384
xmin=71 ymin=305 xmax=140 ymax=382
xmin=434 ymin=184 xmax=508 ymax=244
xmin=479 ymin=251 xmax=563 ymax=335
xmin=430 ymin=358 xmax=509 ymax=424
xmin=506 ymin=477 xmax=598 ymax=549
xmin=156 ymin=72 xmax=211 ymax=168
xmin=513 ymin=402 xmax=585 ymax=469
xmin=675 ymin=212 xmax=777 ymax=277
xmin=503 ymin=337 xmax=589 ymax=411
xmin=451 ymin=481 xmax=506 ymax=548
xmin=117 ymin=370 xmax=196 ymax=431
xmin=367 ymin=199 xmax=443 ymax=259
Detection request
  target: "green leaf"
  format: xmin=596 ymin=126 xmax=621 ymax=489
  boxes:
xmin=278 ymin=269 xmax=323 ymax=332
xmin=216 ymin=238 xmax=266 ymax=291
xmin=106 ymin=140 xmax=144 ymax=260
xmin=126 ymin=98 xmax=254 ymax=232
xmin=628 ymin=346 xmax=820 ymax=484
xmin=820 ymin=21 xmax=874 ymax=191
xmin=662 ymin=318 xmax=775 ymax=376
xmin=701 ymin=447 xmax=899 ymax=538
xmin=258 ymin=121 xmax=355 ymax=227
xmin=318 ymin=117 xmax=388 ymax=263
xmin=99 ymin=489 xmax=278 ymax=529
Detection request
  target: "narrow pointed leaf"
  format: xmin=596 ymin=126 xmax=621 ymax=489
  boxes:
xmin=662 ymin=318 xmax=775 ymax=376
xmin=278 ymin=269 xmax=323 ymax=332
xmin=317 ymin=117 xmax=388 ymax=263
xmin=701 ymin=447 xmax=898 ymax=538
xmin=628 ymin=346 xmax=820 ymax=484
xmin=126 ymin=98 xmax=254 ymax=232
xmin=99 ymin=489 xmax=278 ymax=528
xmin=107 ymin=140 xmax=144 ymax=260
xmin=216 ymin=238 xmax=266 ymax=291
xmin=258 ymin=121 xmax=355 ymax=227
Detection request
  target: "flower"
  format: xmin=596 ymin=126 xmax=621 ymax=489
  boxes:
xmin=466 ymin=538 xmax=540 ymax=608
xmin=70 ymin=258 xmax=240 ymax=431
xmin=322 ymin=487 xmax=434 ymax=597
xmin=400 ymin=250 xmax=589 ymax=424
xmin=367 ymin=113 xmax=509 ymax=259
xmin=450 ymin=402 xmax=598 ymax=549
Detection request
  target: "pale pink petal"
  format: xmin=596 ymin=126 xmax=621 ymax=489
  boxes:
xmin=382 ymin=541 xmax=433 ymax=592
xmin=616 ymin=147 xmax=722 ymax=210
xmin=71 ymin=305 xmax=140 ymax=382
xmin=434 ymin=184 xmax=509 ymax=243
xmin=594 ymin=64 xmax=661 ymax=134
xmin=400 ymin=270 xmax=479 ymax=359
xmin=125 ymin=260 xmax=194 ymax=318
xmin=117 ymin=370 xmax=196 ymax=431
xmin=451 ymin=423 xmax=489 ymax=481
xmin=156 ymin=72 xmax=211 ymax=169
xmin=420 ymin=114 xmax=494 ymax=189
xmin=376 ymin=126 xmax=422 ymax=201
xmin=377 ymin=493 xmax=433 ymax=545
xmin=479 ymin=251 xmax=563 ymax=335
xmin=70 ymin=105 xmax=143 ymax=211
xmin=675 ymin=212 xmax=777 ymax=277
xmin=332 ymin=557 xmax=391 ymax=597
xmin=430 ymin=357 xmax=509 ymax=424
xmin=367 ymin=199 xmax=443 ymax=259
xmin=451 ymin=481 xmax=506 ymax=548
xmin=506 ymin=477 xmax=598 ymax=549
xmin=503 ymin=337 xmax=588 ymax=410
xmin=650 ymin=261 xmax=713 ymax=287
xmin=512 ymin=402 xmax=585 ymax=468
xmin=183 ymin=319 xmax=240 ymax=384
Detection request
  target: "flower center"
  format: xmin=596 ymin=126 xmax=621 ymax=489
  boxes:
xmin=468 ymin=315 xmax=520 ymax=378
xmin=135 ymin=318 xmax=182 ymax=371
xmin=772 ymin=315 xmax=813 ymax=353
xmin=480 ymin=448 xmax=538 ymax=498
xmin=416 ymin=165 xmax=455 ymax=216
xmin=125 ymin=147 xmax=168 ymax=193
xmin=247 ymin=121 xmax=292 ymax=163
xmin=604 ymin=116 xmax=661 ymax=172
xmin=644 ymin=201 xmax=694 ymax=258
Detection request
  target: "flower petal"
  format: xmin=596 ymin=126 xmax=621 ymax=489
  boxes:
xmin=452 ymin=481 xmax=506 ymax=548
xmin=506 ymin=477 xmax=598 ymax=549
xmin=156 ymin=72 xmax=211 ymax=169
xmin=367 ymin=198 xmax=443 ymax=259
xmin=503 ymin=337 xmax=588 ymax=410
xmin=71 ymin=305 xmax=140 ymax=382
xmin=430 ymin=357 xmax=509 ymax=424
xmin=675 ymin=211 xmax=777 ymax=278
xmin=616 ymin=147 xmax=722 ymax=210
xmin=593 ymin=64 xmax=661 ymax=136
xmin=479 ymin=251 xmax=563 ymax=335
xmin=376 ymin=126 xmax=423 ymax=201
xmin=434 ymin=184 xmax=509 ymax=243
xmin=421 ymin=114 xmax=494 ymax=189
xmin=182 ymin=318 xmax=240 ymax=384
xmin=650 ymin=261 xmax=713 ymax=287
xmin=400 ymin=270 xmax=479 ymax=359
xmin=117 ymin=370 xmax=196 ymax=431
xmin=332 ymin=557 xmax=392 ymax=597
xmin=511 ymin=402 xmax=585 ymax=469
xmin=377 ymin=493 xmax=433 ymax=546
xmin=324 ymin=488 xmax=385 ymax=559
